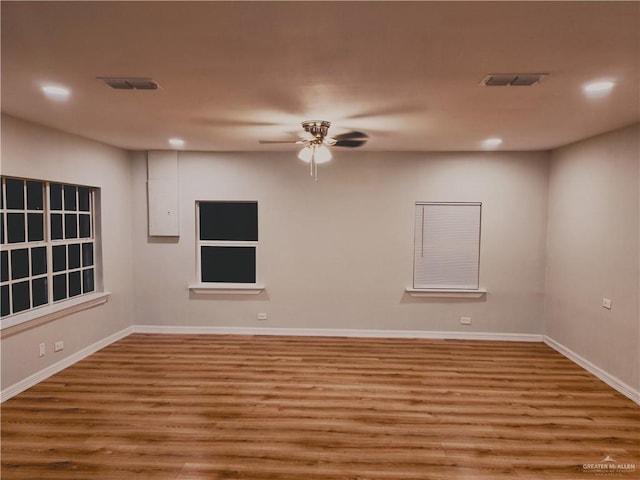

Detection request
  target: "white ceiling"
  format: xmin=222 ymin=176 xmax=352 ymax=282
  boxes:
xmin=1 ymin=1 xmax=638 ymax=153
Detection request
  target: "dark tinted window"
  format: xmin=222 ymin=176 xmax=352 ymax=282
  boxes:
xmin=82 ymin=243 xmax=94 ymax=267
xmin=83 ymin=268 xmax=95 ymax=293
xmin=5 ymin=179 xmax=24 ymax=209
xmin=7 ymin=213 xmax=25 ymax=243
xmin=31 ymin=247 xmax=47 ymax=276
xmin=79 ymin=215 xmax=91 ymax=238
xmin=10 ymin=249 xmax=29 ymax=280
xmin=201 ymin=246 xmax=256 ymax=283
xmin=50 ymin=183 xmax=63 ymax=210
xmin=199 ymin=202 xmax=258 ymax=241
xmin=64 ymin=185 xmax=77 ymax=211
xmin=27 ymin=213 xmax=44 ymax=242
xmin=26 ymin=181 xmax=44 ymax=210
xmin=69 ymin=271 xmax=82 ymax=297
xmin=68 ymin=244 xmax=81 ymax=269
xmin=32 ymin=278 xmax=48 ymax=307
xmin=50 ymin=213 xmax=63 ymax=240
xmin=12 ymin=281 xmax=30 ymax=313
xmin=78 ymin=187 xmax=91 ymax=211
xmin=53 ymin=245 xmax=66 ymax=272
xmin=1 ymin=251 xmax=8 ymax=282
xmin=53 ymin=274 xmax=66 ymax=301
xmin=65 ymin=214 xmax=77 ymax=239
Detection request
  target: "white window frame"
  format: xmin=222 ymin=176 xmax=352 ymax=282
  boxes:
xmin=189 ymin=201 xmax=264 ymax=295
xmin=1 ymin=177 xmax=108 ymax=331
xmin=407 ymin=202 xmax=486 ymax=298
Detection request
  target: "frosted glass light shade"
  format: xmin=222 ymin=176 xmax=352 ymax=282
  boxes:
xmin=298 ymin=144 xmax=332 ymax=164
xmin=298 ymin=146 xmax=314 ymax=162
xmin=314 ymin=145 xmax=332 ymax=164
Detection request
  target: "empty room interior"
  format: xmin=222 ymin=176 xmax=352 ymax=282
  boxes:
xmin=1 ymin=1 xmax=639 ymax=479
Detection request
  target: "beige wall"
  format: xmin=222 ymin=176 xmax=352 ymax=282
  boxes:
xmin=131 ymin=149 xmax=550 ymax=334
xmin=0 ymin=115 xmax=135 ymax=389
xmin=546 ymin=124 xmax=640 ymax=391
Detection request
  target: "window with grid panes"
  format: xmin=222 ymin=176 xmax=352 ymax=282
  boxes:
xmin=1 ymin=177 xmax=97 ymax=319
xmin=196 ymin=201 xmax=258 ymax=284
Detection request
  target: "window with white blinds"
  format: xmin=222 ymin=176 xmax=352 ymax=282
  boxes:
xmin=413 ymin=202 xmax=481 ymax=290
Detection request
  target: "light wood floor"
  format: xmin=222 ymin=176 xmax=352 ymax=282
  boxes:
xmin=1 ymin=334 xmax=638 ymax=479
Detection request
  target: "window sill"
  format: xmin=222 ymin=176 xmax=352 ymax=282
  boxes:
xmin=405 ymin=288 xmax=487 ymax=298
xmin=189 ymin=283 xmax=265 ymax=295
xmin=0 ymin=291 xmax=111 ymax=336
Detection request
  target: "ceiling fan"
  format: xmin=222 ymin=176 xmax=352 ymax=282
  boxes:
xmin=259 ymin=120 xmax=369 ymax=180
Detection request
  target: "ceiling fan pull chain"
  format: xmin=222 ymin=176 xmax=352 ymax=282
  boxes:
xmin=310 ymin=148 xmax=314 ymax=177
xmin=312 ymin=148 xmax=319 ymax=181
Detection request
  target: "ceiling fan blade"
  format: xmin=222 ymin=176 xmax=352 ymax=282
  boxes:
xmin=333 ymin=139 xmax=368 ymax=148
xmin=332 ymin=131 xmax=369 ymax=141
xmin=258 ymin=139 xmax=306 ymax=144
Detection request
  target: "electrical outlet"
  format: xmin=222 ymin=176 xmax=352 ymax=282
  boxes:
xmin=257 ymin=313 xmax=268 ymax=321
xmin=39 ymin=343 xmax=46 ymax=357
xmin=602 ymin=298 xmax=612 ymax=310
xmin=54 ymin=340 xmax=64 ymax=352
xmin=461 ymin=317 xmax=472 ymax=325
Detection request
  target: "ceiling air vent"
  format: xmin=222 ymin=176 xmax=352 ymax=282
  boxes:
xmin=480 ymin=73 xmax=548 ymax=87
xmin=97 ymin=77 xmax=159 ymax=90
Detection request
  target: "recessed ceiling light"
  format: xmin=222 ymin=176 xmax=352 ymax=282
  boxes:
xmin=169 ymin=138 xmax=185 ymax=148
xmin=41 ymin=85 xmax=70 ymax=101
xmin=583 ymin=80 xmax=615 ymax=97
xmin=482 ymin=137 xmax=503 ymax=149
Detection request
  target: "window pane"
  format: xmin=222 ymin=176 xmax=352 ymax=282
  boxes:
xmin=79 ymin=214 xmax=91 ymax=238
xmin=83 ymin=268 xmax=95 ymax=293
xmin=65 ymin=214 xmax=78 ymax=239
xmin=53 ymin=245 xmax=66 ymax=272
xmin=68 ymin=243 xmax=81 ymax=269
xmin=32 ymin=278 xmax=48 ymax=307
xmin=1 ymin=213 xmax=4 ymax=244
xmin=5 ymin=179 xmax=24 ymax=209
xmin=26 ymin=181 xmax=44 ymax=210
xmin=78 ymin=187 xmax=91 ymax=211
xmin=1 ymin=250 xmax=8 ymax=282
xmin=10 ymin=249 xmax=29 ymax=280
xmin=12 ymin=281 xmax=30 ymax=313
xmin=50 ymin=213 xmax=63 ymax=240
xmin=69 ymin=271 xmax=81 ymax=297
xmin=64 ymin=185 xmax=77 ymax=211
xmin=7 ymin=213 xmax=25 ymax=243
xmin=1 ymin=285 xmax=9 ymax=317
xmin=53 ymin=274 xmax=66 ymax=301
xmin=201 ymin=246 xmax=256 ymax=283
xmin=50 ymin=183 xmax=63 ymax=210
xmin=27 ymin=213 xmax=44 ymax=242
xmin=82 ymin=243 xmax=94 ymax=267
xmin=31 ymin=246 xmax=47 ymax=276
xmin=199 ymin=202 xmax=258 ymax=241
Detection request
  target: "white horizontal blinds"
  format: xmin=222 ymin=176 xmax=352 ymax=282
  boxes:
xmin=414 ymin=203 xmax=481 ymax=289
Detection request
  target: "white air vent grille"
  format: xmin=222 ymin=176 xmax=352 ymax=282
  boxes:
xmin=97 ymin=77 xmax=159 ymax=90
xmin=480 ymin=73 xmax=548 ymax=87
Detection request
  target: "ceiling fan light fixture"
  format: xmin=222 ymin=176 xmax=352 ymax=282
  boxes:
xmin=298 ymin=144 xmax=332 ymax=164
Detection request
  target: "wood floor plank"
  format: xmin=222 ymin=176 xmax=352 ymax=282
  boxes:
xmin=2 ymin=334 xmax=638 ymax=479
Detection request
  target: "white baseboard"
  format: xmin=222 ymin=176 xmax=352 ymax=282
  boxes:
xmin=1 ymin=326 xmax=133 ymax=403
xmin=544 ymin=335 xmax=640 ymax=405
xmin=133 ymin=324 xmax=543 ymax=342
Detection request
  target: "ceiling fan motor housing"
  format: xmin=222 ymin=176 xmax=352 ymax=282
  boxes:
xmin=302 ymin=120 xmax=331 ymax=141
